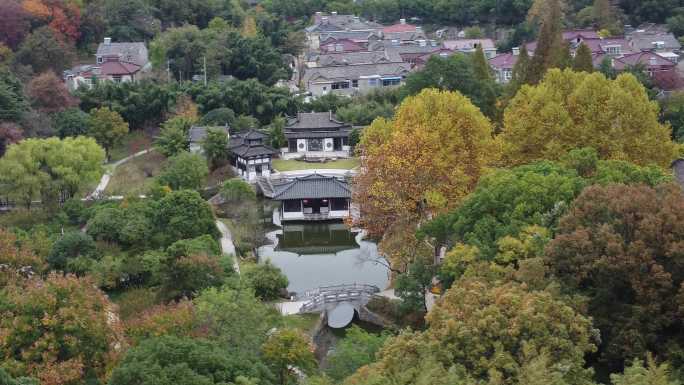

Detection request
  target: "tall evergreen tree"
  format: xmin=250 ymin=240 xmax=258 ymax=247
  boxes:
xmin=593 ymin=0 xmax=613 ymax=30
xmin=573 ymin=42 xmax=594 ymax=73
xmin=472 ymin=45 xmax=492 ymax=81
xmin=510 ymin=45 xmax=532 ymax=92
xmin=528 ymin=0 xmax=564 ymax=83
xmin=557 ymin=42 xmax=573 ymax=70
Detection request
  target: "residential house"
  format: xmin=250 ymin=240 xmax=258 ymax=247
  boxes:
xmin=318 ymin=31 xmax=382 ymax=48
xmin=443 ymin=39 xmax=498 ymax=59
xmin=306 ymin=50 xmax=402 ymax=68
xmin=628 ymin=24 xmax=681 ymax=63
xmin=302 ymin=62 xmax=411 ymax=97
xmin=272 ymin=174 xmax=351 ymax=221
xmin=187 ymin=125 xmax=230 ymax=153
xmin=369 ymin=40 xmax=442 ymax=65
xmin=63 ymin=60 xmax=143 ymax=90
xmin=613 ymin=51 xmax=679 ymax=90
xmin=282 ymin=112 xmax=354 ymax=159
xmin=412 ymin=48 xmax=456 ymax=69
xmin=228 ymin=130 xmax=279 ymax=182
xmin=96 ymin=38 xmax=149 ymax=68
xmin=381 ymin=19 xmax=427 ymax=43
xmin=320 ymin=38 xmax=366 ymax=53
xmin=305 ymin=12 xmax=381 ymax=50
xmin=489 ymin=47 xmax=520 ymax=83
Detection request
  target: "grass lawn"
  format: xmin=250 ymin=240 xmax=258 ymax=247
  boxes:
xmin=282 ymin=313 xmax=321 ymax=335
xmin=108 ymin=131 xmax=155 ymax=162
xmin=272 ymin=158 xmax=360 ymax=172
xmin=105 ymin=151 xmax=167 ymax=196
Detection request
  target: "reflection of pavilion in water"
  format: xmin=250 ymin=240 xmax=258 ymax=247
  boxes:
xmin=276 ymin=223 xmax=359 ymax=255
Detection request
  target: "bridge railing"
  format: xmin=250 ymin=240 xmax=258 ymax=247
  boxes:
xmin=297 ymin=283 xmax=380 ymax=313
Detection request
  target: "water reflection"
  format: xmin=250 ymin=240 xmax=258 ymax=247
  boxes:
xmin=258 ymin=222 xmax=390 ymax=295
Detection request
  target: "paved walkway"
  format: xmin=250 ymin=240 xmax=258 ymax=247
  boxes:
xmin=216 ymin=220 xmax=239 ymax=275
xmin=87 ymin=149 xmax=152 ymax=199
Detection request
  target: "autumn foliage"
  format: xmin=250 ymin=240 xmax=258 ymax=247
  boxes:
xmin=22 ymin=0 xmax=81 ymax=42
xmin=502 ymin=69 xmax=679 ymax=167
xmin=546 ymin=183 xmax=684 ymax=371
xmin=353 ymin=88 xmax=501 ymax=237
xmin=0 ymin=273 xmax=125 ymax=385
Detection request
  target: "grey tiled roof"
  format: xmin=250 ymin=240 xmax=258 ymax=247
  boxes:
xmin=272 ymin=174 xmax=351 ymax=200
xmin=369 ymin=40 xmax=441 ymax=53
xmin=303 ymin=62 xmax=411 ymax=83
xmin=319 ymin=31 xmax=381 ymax=42
xmin=96 ymin=42 xmax=148 ymax=66
xmin=315 ymin=51 xmax=401 ymax=66
xmin=228 ymin=129 xmax=277 ymax=158
xmin=188 ymin=126 xmax=229 ymax=143
xmin=286 ymin=112 xmax=351 ymax=130
xmin=230 ymin=144 xmax=278 ymax=158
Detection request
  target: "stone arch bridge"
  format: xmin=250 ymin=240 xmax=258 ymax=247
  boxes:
xmin=297 ymin=283 xmax=380 ymax=328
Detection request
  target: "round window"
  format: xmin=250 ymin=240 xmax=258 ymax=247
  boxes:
xmin=326 ymin=142 xmax=332 ymax=148
xmin=298 ymin=143 xmax=305 ymax=149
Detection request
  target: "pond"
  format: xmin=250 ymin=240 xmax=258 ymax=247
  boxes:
xmin=257 ymin=222 xmax=390 ymax=295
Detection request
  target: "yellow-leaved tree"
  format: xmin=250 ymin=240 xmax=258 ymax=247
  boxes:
xmin=501 ymin=68 xmax=678 ymax=167
xmin=353 ymin=88 xmax=501 ymax=240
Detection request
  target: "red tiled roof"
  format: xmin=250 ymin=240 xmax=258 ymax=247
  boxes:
xmin=99 ymin=61 xmax=141 ymax=76
xmin=489 ymin=53 xmax=518 ymax=70
xmin=563 ymin=30 xmax=600 ymax=40
xmin=382 ymin=23 xmax=417 ymax=33
xmin=613 ymin=51 xmax=675 ymax=70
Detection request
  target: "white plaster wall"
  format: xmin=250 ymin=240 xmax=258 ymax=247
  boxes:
xmin=323 ymin=138 xmax=334 ymax=152
xmin=329 ymin=210 xmax=350 ymax=218
xmin=283 ymin=211 xmax=304 ymax=220
xmin=297 ymin=139 xmax=307 ymax=152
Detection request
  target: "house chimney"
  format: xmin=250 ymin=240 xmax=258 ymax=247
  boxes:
xmin=400 ymin=18 xmax=406 ymax=24
xmin=649 ymin=56 xmax=658 ymax=65
xmin=416 ymin=26 xmax=422 ymax=31
xmin=331 ymin=11 xmax=337 ymax=16
xmin=512 ymin=47 xmax=520 ymax=56
xmin=329 ymin=110 xmax=333 ymax=121
xmin=104 ymin=37 xmax=112 ymax=45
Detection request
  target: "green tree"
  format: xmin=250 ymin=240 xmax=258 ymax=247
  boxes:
xmin=201 ymin=107 xmax=236 ymax=126
xmin=546 ymin=183 xmax=684 ymax=372
xmin=0 ymin=137 xmax=105 ymax=208
xmin=109 ymin=336 xmax=273 ymax=385
xmin=528 ymin=0 xmax=565 ymax=83
xmin=0 ymin=274 xmax=124 ymax=385
xmin=611 ymin=356 xmax=681 ymax=385
xmin=154 ymin=189 xmax=219 ymax=247
xmin=15 ymin=26 xmax=76 ymax=74
xmin=77 ymin=80 xmax=175 ymax=130
xmin=267 ymin=116 xmax=286 ymax=149
xmin=202 ymin=127 xmax=229 ymax=169
xmin=47 ymin=231 xmax=98 ymax=273
xmin=0 ymin=71 xmax=27 ymax=122
xmin=158 ymin=151 xmax=209 ymax=190
xmin=346 ymin=278 xmax=597 ymax=385
xmin=326 ymin=326 xmax=389 ymax=381
xmin=661 ymin=91 xmax=684 ymax=141
xmin=221 ymin=179 xmax=256 ymax=202
xmin=242 ymin=261 xmax=289 ymax=301
xmin=194 ymin=286 xmax=282 ymax=355
xmin=573 ymin=42 xmax=594 ymax=73
xmin=155 ymin=122 xmax=189 ymax=157
xmin=262 ymin=328 xmax=316 ymax=385
xmin=502 ymin=69 xmax=678 ymax=167
xmin=0 ymin=368 xmax=37 ymax=385
xmin=395 ymin=257 xmax=436 ymax=314
xmin=403 ymin=54 xmax=498 ymax=118
xmin=233 ymin=115 xmax=260 ymax=131
xmin=53 ymin=108 xmax=90 ymax=138
xmin=88 ymin=106 xmax=129 ymax=160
